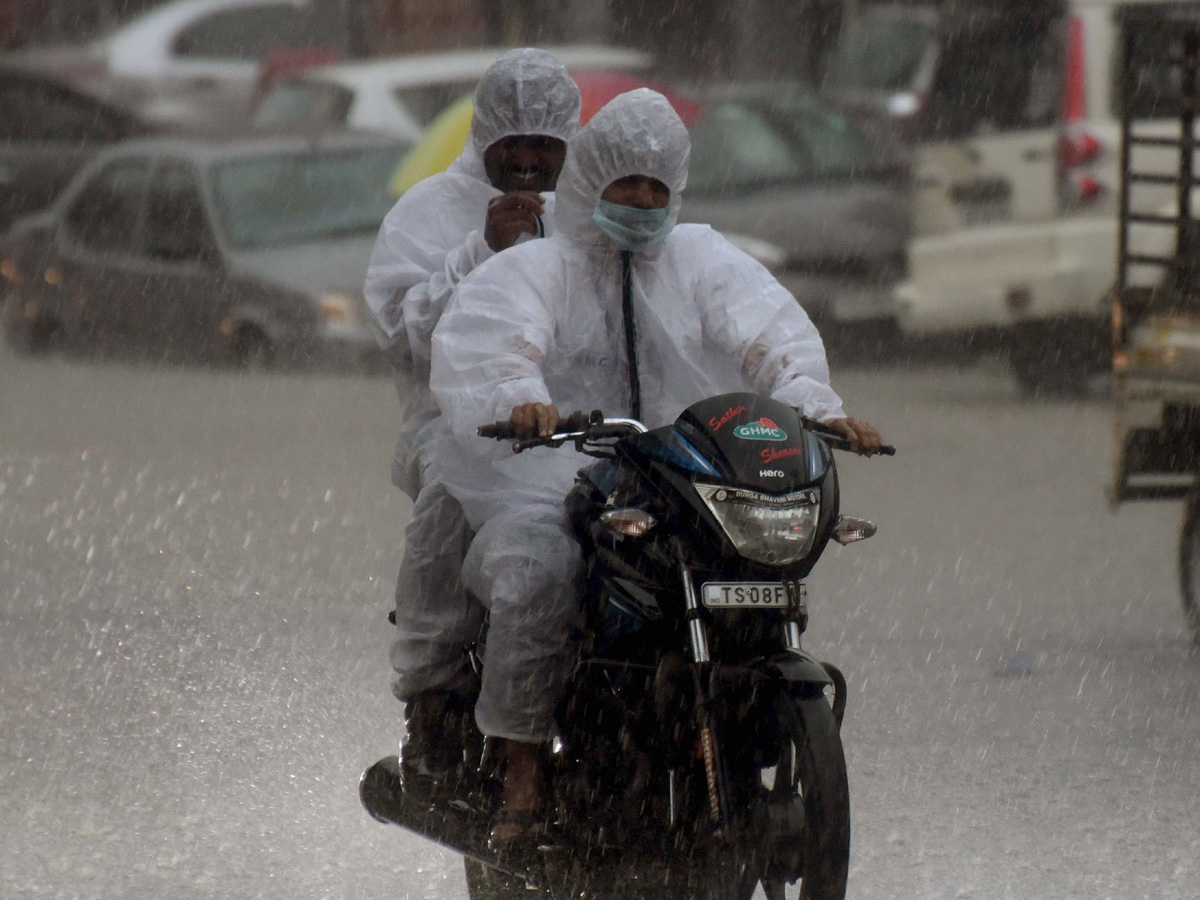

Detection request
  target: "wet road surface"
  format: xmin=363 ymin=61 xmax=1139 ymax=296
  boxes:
xmin=1 ymin=347 xmax=1196 ymax=899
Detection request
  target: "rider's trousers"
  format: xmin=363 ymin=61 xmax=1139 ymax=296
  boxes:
xmin=389 ymin=480 xmax=480 ymax=701
xmin=388 ymin=404 xmax=477 ymax=702
xmin=462 ymin=505 xmax=584 ymax=742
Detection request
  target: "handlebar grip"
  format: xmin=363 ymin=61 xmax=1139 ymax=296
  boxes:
xmin=478 ymin=410 xmax=600 ymax=441
xmin=477 ymin=420 xmax=517 ymax=440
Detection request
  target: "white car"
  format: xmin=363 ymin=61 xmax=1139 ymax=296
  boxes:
xmin=825 ymin=0 xmax=1178 ymax=392
xmin=13 ymin=0 xmax=350 ymax=128
xmin=252 ymin=45 xmax=652 ymax=142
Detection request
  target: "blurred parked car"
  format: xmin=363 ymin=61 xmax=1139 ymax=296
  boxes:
xmin=679 ymin=85 xmax=910 ymax=332
xmin=0 ymin=63 xmax=173 ymax=235
xmin=252 ymin=45 xmax=651 ymax=142
xmin=0 ymin=132 xmax=406 ymax=368
xmin=9 ymin=0 xmax=352 ymax=129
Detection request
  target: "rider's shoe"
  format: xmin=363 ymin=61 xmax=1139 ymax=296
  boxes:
xmin=488 ymin=739 xmax=546 ymax=852
xmin=488 ymin=806 xmax=546 ymax=854
xmin=400 ymin=689 xmax=470 ymax=784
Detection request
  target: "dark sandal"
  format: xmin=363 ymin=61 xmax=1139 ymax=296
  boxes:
xmin=488 ymin=807 xmax=545 ymax=852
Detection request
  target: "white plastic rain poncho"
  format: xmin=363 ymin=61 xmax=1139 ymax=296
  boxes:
xmin=361 ymin=48 xmax=581 ymax=704
xmin=364 ymin=48 xmax=582 ymax=497
xmin=429 ymin=89 xmax=845 ymax=741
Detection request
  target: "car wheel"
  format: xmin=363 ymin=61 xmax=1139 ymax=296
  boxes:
xmin=1178 ymin=482 xmax=1200 ymax=645
xmin=7 ymin=314 xmax=60 ymax=356
xmin=230 ymin=324 xmax=273 ymax=368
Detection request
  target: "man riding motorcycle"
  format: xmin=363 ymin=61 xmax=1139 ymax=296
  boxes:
xmin=429 ymin=88 xmax=883 ymax=845
xmin=363 ymin=49 xmax=582 ymax=779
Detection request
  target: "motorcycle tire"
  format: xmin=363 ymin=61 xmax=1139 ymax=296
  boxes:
xmin=687 ymin=858 xmax=760 ymax=900
xmin=684 ymin=692 xmax=850 ymax=900
xmin=1177 ymin=483 xmax=1200 ymax=644
xmin=464 ymin=858 xmax=539 ymax=900
xmin=775 ymin=691 xmax=851 ymax=900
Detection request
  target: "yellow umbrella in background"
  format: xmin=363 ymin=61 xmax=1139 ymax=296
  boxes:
xmin=388 ymin=94 xmax=474 ymax=197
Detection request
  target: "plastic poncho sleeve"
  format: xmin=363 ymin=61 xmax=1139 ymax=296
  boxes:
xmin=399 ymin=229 xmax=495 ymax=376
xmin=694 ymin=230 xmax=845 ymax=422
xmin=431 ymin=251 xmax=556 ymax=439
xmin=363 ymin=178 xmax=497 ymax=375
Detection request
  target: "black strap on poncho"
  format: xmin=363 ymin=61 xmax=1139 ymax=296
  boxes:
xmin=619 ymin=250 xmax=642 ymax=420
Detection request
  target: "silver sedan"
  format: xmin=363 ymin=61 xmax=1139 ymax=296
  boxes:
xmin=1 ymin=132 xmax=408 ymax=370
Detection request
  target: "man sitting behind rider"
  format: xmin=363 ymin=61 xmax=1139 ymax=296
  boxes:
xmin=430 ymin=89 xmax=882 ymax=844
xmin=363 ymin=49 xmax=581 ymax=779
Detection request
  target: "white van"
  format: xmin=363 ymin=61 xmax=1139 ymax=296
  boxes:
xmin=825 ymin=0 xmax=1199 ymax=391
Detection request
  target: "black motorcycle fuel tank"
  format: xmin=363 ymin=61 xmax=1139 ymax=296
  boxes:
xmin=666 ymin=392 xmax=831 ymax=492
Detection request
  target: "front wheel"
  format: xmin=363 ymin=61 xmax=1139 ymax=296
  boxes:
xmin=1177 ymin=482 xmax=1200 ymax=644
xmin=774 ymin=692 xmax=851 ymax=900
xmin=6 ymin=313 xmax=59 ymax=356
xmin=464 ymin=858 xmax=537 ymax=900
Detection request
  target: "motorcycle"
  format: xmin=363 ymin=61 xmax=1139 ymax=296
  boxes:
xmin=360 ymin=391 xmax=893 ymax=900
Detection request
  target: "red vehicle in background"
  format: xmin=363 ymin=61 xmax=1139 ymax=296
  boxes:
xmin=0 ymin=0 xmax=46 ymax=50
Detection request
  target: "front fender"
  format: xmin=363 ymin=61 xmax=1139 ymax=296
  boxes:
xmin=765 ymin=650 xmax=834 ymax=688
xmin=706 ymin=652 xmax=834 ymax=702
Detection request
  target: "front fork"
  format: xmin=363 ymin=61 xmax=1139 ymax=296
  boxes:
xmin=677 ymin=563 xmax=812 ymax=833
xmin=678 ymin=561 xmax=724 ymax=828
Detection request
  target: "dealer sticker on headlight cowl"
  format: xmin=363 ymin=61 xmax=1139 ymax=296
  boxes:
xmin=677 ymin=392 xmax=830 ymax=493
xmin=733 ymin=418 xmax=787 ymax=441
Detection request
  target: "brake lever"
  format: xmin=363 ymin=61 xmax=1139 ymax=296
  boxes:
xmin=818 ymin=434 xmax=897 ymax=457
xmin=511 ymin=436 xmax=569 ymax=453
xmin=511 ymin=425 xmax=593 ymax=452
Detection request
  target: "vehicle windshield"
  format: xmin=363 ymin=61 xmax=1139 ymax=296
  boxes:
xmin=395 ymin=81 xmax=480 ymax=127
xmin=824 ymin=13 xmax=936 ymax=93
xmin=253 ymin=81 xmax=353 ymax=131
xmin=211 ymin=145 xmax=404 ymax=249
xmin=687 ymin=96 xmax=896 ymax=194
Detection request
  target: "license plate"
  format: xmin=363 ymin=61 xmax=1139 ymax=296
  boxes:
xmin=701 ymin=582 xmax=789 ymax=609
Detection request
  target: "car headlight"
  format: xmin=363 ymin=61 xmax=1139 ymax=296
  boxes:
xmin=694 ymin=484 xmax=820 ymax=566
xmin=319 ymin=292 xmax=360 ymax=324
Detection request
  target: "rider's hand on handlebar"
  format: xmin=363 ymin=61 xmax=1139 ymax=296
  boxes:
xmin=511 ymin=402 xmax=559 ymax=439
xmin=827 ymin=417 xmax=885 ymax=456
xmin=484 ymin=192 xmax=544 ymax=251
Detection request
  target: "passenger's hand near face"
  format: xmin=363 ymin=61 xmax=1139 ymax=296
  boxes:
xmin=484 ymin=192 xmax=544 ymax=251
xmin=510 ymin=402 xmax=559 ymax=439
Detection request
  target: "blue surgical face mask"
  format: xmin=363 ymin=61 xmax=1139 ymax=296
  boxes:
xmin=592 ymin=198 xmax=673 ymax=252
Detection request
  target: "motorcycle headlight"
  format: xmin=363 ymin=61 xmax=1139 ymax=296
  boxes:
xmin=694 ymin=484 xmax=820 ymax=566
xmin=600 ymin=507 xmax=658 ymax=537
